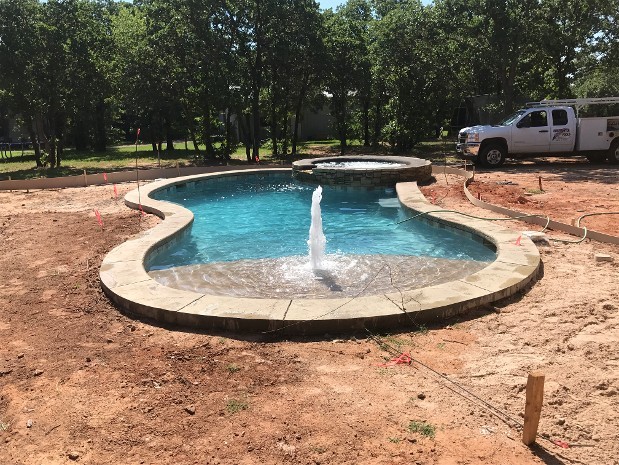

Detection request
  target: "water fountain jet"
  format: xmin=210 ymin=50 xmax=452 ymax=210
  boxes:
xmin=308 ymin=185 xmax=326 ymax=270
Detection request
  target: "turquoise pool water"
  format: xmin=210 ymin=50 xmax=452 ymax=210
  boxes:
xmin=148 ymin=173 xmax=496 ymax=271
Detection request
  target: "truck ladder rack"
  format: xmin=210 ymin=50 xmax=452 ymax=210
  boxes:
xmin=527 ymin=97 xmax=619 ymax=108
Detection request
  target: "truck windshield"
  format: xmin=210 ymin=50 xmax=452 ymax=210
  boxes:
xmin=497 ymin=110 xmax=526 ymax=126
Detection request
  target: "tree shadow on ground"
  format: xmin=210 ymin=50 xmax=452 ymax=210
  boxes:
xmin=481 ymin=156 xmax=618 ymax=184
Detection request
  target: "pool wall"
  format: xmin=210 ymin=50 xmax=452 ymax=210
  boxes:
xmin=99 ymin=168 xmax=540 ymax=334
xmin=292 ymin=155 xmax=432 ymax=187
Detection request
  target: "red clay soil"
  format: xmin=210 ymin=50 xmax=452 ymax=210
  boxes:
xmin=1 ymin=158 xmax=618 ymax=465
xmin=426 ymin=157 xmax=619 ymax=236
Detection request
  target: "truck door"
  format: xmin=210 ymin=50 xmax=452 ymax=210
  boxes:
xmin=548 ymin=108 xmax=575 ymax=152
xmin=512 ymin=110 xmax=551 ymax=153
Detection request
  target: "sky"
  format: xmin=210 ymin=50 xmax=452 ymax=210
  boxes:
xmin=318 ymin=0 xmax=432 ymax=10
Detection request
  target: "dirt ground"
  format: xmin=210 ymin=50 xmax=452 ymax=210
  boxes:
xmin=1 ymin=157 xmax=618 ymax=465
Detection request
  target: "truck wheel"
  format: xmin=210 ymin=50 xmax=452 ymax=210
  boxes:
xmin=608 ymin=139 xmax=619 ymax=164
xmin=479 ymin=144 xmax=506 ymax=167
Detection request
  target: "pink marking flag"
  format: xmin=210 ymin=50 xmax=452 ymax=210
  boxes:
xmin=94 ymin=209 xmax=103 ymax=229
xmin=113 ymin=184 xmax=118 ymax=199
xmin=103 ymin=172 xmax=108 ymax=182
xmin=514 ymin=235 xmax=522 ymax=246
xmin=138 ymin=203 xmax=146 ymax=217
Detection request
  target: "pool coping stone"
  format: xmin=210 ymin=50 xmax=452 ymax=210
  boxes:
xmin=99 ymin=168 xmax=541 ymax=334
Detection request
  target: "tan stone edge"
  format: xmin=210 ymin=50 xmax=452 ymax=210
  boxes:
xmin=99 ymin=167 xmax=541 ymax=334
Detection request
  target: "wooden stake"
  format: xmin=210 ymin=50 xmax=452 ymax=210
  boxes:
xmin=538 ymin=176 xmax=543 ymax=192
xmin=83 ymin=169 xmax=88 ymax=187
xmin=522 ymin=371 xmax=545 ymax=446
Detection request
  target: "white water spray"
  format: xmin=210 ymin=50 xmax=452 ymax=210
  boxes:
xmin=308 ymin=185 xmax=326 ymax=270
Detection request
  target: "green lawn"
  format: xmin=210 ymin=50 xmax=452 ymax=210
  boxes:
xmin=0 ymin=138 xmax=456 ymax=181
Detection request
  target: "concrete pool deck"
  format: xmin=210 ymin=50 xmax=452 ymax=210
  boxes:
xmin=99 ymin=168 xmax=541 ymax=334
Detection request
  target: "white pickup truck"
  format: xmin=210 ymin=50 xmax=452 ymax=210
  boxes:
xmin=456 ymin=97 xmax=619 ymax=167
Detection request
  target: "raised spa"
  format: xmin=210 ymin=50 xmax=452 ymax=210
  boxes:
xmin=292 ymin=155 xmax=432 ymax=187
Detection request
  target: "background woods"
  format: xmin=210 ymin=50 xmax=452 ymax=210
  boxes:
xmin=1 ymin=0 xmax=618 ymax=162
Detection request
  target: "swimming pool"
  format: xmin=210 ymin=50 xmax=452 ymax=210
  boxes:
xmin=146 ymin=173 xmax=495 ymax=298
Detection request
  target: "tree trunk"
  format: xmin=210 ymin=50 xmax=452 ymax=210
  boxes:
xmin=191 ymin=133 xmax=200 ymax=153
xmin=224 ymin=110 xmax=232 ymax=160
xmin=151 ymin=124 xmax=157 ymax=153
xmin=281 ymin=80 xmax=290 ymax=156
xmin=281 ymin=110 xmax=289 ymax=157
xmin=93 ymin=99 xmax=107 ymax=151
xmin=74 ymin=118 xmax=88 ymax=151
xmin=372 ymin=97 xmax=382 ymax=148
xmin=270 ymin=74 xmax=278 ymax=158
xmin=336 ymin=96 xmax=347 ymax=155
xmin=362 ymin=99 xmax=370 ymax=147
xmin=251 ymin=0 xmax=263 ymax=162
xmin=292 ymin=74 xmax=309 ymax=156
xmin=165 ymin=116 xmax=174 ymax=152
xmin=57 ymin=138 xmax=63 ymax=167
xmin=252 ymin=96 xmax=261 ymax=162
xmin=183 ymin=111 xmax=200 ymax=154
xmin=56 ymin=115 xmax=66 ymax=167
xmin=26 ymin=116 xmax=43 ymax=167
xmin=243 ymin=113 xmax=252 ymax=162
xmin=203 ymin=108 xmax=215 ymax=159
xmin=49 ymin=137 xmax=57 ymax=168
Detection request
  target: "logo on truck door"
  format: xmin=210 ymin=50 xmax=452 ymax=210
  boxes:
xmin=607 ymin=119 xmax=619 ymax=131
xmin=552 ymin=128 xmax=571 ymax=140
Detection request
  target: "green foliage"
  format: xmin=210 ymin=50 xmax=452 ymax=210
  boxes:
xmin=1 ymin=0 xmax=618 ymax=169
xmin=408 ymin=420 xmax=436 ymax=438
xmin=227 ymin=363 xmax=241 ymax=374
xmin=226 ymin=398 xmax=249 ymax=414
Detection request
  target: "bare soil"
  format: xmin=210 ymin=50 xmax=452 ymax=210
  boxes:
xmin=1 ymin=158 xmax=618 ymax=465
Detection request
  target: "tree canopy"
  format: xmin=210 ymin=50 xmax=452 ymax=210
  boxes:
xmin=1 ymin=0 xmax=617 ymax=162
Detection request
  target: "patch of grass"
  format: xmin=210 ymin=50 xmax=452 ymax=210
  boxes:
xmin=0 ymin=420 xmax=10 ymax=431
xmin=226 ymin=398 xmax=249 ymax=414
xmin=227 ymin=363 xmax=241 ymax=374
xmin=0 ymin=142 xmax=249 ymax=180
xmin=388 ymin=437 xmax=400 ymax=443
xmin=0 ymin=138 xmax=457 ymax=180
xmin=384 ymin=335 xmax=407 ymax=349
xmin=372 ymin=334 xmax=409 ymax=354
xmin=408 ymin=420 xmax=436 ymax=438
xmin=312 ymin=446 xmax=327 ymax=454
xmin=525 ymin=188 xmax=545 ymax=195
xmin=413 ymin=325 xmax=429 ymax=335
xmin=436 ymin=342 xmax=445 ymax=350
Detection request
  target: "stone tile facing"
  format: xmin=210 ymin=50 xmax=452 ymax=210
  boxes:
xmin=100 ymin=168 xmax=541 ymax=335
xmin=292 ymin=155 xmax=432 ymax=187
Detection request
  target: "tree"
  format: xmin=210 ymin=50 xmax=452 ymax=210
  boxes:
xmin=0 ymin=0 xmax=45 ymax=166
xmin=370 ymin=0 xmax=436 ymax=150
xmin=323 ymin=2 xmax=370 ymax=153
xmin=261 ymin=0 xmax=324 ymax=158
xmin=540 ymin=0 xmax=609 ymax=99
